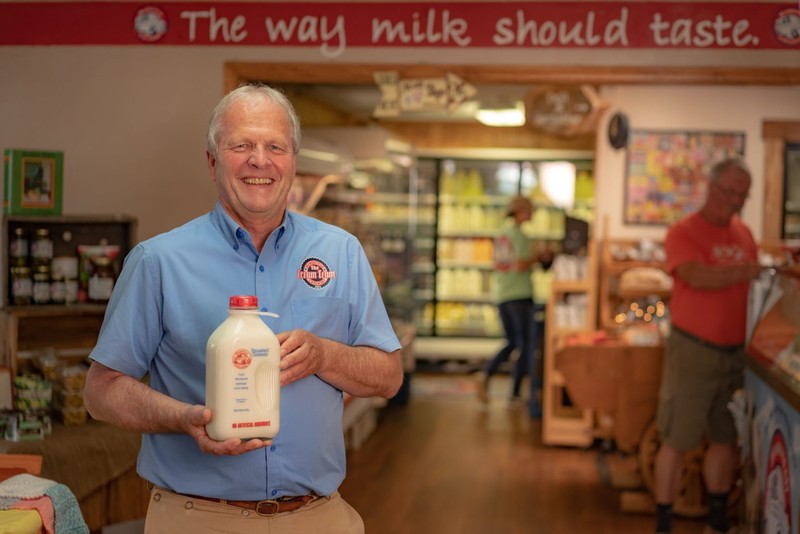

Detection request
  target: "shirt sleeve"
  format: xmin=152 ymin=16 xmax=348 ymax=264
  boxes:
xmin=664 ymin=221 xmax=703 ymax=275
xmin=346 ymin=238 xmax=402 ymax=353
xmin=89 ymin=243 xmax=163 ymax=379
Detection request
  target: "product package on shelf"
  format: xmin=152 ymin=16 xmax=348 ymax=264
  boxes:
xmin=4 ymin=411 xmax=51 ymax=442
xmin=52 ymin=365 xmax=88 ymax=426
xmin=16 ymin=350 xmax=90 ymax=429
xmin=77 ymin=244 xmax=121 ymax=303
xmin=7 ymin=372 xmax=54 ymax=441
xmin=13 ymin=373 xmax=51 ymax=412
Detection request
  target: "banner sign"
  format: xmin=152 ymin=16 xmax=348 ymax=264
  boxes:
xmin=0 ymin=2 xmax=798 ymax=57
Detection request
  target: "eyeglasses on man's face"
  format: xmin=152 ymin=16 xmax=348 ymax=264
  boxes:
xmin=714 ymin=182 xmax=750 ymax=200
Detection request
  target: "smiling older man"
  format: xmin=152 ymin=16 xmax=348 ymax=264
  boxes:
xmin=84 ymin=84 xmax=403 ymax=534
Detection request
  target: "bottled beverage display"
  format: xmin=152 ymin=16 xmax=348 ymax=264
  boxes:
xmin=205 ymin=295 xmax=281 ymax=441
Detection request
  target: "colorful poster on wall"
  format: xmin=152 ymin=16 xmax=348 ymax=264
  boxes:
xmin=623 ymin=130 xmax=745 ymax=225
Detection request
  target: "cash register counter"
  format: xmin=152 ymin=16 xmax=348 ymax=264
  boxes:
xmin=743 ymin=267 xmax=800 ymax=533
xmin=0 ymin=420 xmax=148 ymax=532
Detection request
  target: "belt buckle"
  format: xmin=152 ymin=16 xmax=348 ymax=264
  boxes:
xmin=256 ymin=499 xmax=280 ymax=517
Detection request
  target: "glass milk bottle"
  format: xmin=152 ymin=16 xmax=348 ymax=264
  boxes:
xmin=206 ymin=295 xmax=281 ymax=440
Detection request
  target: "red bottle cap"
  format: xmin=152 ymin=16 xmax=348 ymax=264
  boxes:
xmin=229 ymin=295 xmax=258 ymax=308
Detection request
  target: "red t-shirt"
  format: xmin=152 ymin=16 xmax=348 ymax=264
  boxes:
xmin=665 ymin=212 xmax=757 ymax=346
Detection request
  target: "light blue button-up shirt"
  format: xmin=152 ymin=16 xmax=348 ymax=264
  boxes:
xmin=90 ymin=202 xmax=401 ymax=500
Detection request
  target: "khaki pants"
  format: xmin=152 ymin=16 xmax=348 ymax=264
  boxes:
xmin=144 ymin=487 xmax=365 ymax=534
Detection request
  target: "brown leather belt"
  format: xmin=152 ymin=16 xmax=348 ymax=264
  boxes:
xmin=169 ymin=488 xmax=318 ymax=516
xmin=672 ymin=326 xmax=744 ymax=353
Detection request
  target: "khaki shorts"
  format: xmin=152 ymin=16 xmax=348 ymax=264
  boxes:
xmin=656 ymin=328 xmax=744 ymax=450
xmin=144 ymin=486 xmax=364 ymax=534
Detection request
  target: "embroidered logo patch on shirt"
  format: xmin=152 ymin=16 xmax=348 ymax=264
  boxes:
xmin=297 ymin=258 xmax=336 ymax=289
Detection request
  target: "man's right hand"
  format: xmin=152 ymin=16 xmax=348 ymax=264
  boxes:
xmin=190 ymin=405 xmax=271 ymax=455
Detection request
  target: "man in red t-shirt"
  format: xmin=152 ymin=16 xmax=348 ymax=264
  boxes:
xmin=654 ymin=158 xmax=762 ymax=534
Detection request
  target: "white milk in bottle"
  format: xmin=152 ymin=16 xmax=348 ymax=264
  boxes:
xmin=205 ymin=295 xmax=280 ymax=440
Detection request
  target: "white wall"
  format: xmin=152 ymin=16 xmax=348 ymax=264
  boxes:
xmin=0 ymin=47 xmax=227 ymax=240
xmin=594 ymin=85 xmax=800 ymax=242
xmin=0 ymin=44 xmax=798 ymax=242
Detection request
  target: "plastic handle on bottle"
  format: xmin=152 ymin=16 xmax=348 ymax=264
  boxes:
xmin=238 ymin=310 xmax=280 ymax=318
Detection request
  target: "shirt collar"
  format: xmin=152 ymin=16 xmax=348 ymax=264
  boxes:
xmin=210 ymin=202 xmax=292 ymax=254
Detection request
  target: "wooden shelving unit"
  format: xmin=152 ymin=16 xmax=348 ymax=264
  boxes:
xmin=598 ymin=238 xmax=671 ymax=331
xmin=1 ymin=215 xmax=137 ymax=375
xmin=542 ymin=240 xmax=598 ymax=447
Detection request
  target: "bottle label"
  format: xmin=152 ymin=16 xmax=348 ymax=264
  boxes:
xmin=12 ymin=278 xmax=32 ymax=298
xmin=65 ymin=280 xmax=79 ymax=304
xmin=31 ymin=240 xmax=53 ymax=260
xmin=33 ymin=280 xmax=50 ymax=304
xmin=232 ymin=421 xmax=271 ymax=429
xmin=10 ymin=239 xmax=28 ymax=258
xmin=88 ymin=276 xmax=114 ymax=301
xmin=50 ymin=280 xmax=66 ymax=303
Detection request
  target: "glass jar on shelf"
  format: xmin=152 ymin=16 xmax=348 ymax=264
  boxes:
xmin=88 ymin=256 xmax=115 ymax=302
xmin=32 ymin=265 xmax=51 ymax=305
xmin=9 ymin=227 xmax=29 ymax=267
xmin=49 ymin=273 xmax=66 ymax=305
xmin=10 ymin=266 xmax=33 ymax=305
xmin=31 ymin=228 xmax=53 ymax=268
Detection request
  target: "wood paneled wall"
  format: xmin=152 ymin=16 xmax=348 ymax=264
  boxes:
xmin=763 ymin=122 xmax=800 ymax=243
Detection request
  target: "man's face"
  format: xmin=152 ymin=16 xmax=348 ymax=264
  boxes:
xmin=711 ymin=165 xmax=751 ymax=217
xmin=206 ymin=98 xmax=297 ymax=227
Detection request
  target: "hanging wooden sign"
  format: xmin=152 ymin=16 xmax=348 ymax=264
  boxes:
xmin=525 ymin=85 xmax=608 ymax=138
xmin=373 ymin=71 xmax=477 ymax=118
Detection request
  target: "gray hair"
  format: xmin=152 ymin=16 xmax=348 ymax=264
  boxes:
xmin=207 ymin=83 xmax=301 ymax=157
xmin=709 ymin=157 xmax=750 ymax=184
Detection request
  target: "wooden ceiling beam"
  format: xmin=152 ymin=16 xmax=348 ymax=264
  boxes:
xmin=226 ymin=62 xmax=800 ymax=90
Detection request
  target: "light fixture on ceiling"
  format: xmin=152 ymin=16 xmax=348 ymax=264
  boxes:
xmin=474 ymin=99 xmax=526 ymax=127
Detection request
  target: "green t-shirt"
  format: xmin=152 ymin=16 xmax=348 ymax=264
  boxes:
xmin=493 ymin=225 xmax=533 ymax=303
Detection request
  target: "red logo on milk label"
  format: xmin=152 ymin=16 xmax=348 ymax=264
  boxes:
xmin=232 ymin=349 xmax=252 ymax=370
xmin=297 ymin=258 xmax=336 ymax=289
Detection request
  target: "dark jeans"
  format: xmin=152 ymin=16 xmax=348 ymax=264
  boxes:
xmin=484 ymin=298 xmax=535 ymax=397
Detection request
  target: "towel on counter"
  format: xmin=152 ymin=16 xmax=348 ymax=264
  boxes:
xmin=0 ymin=474 xmax=88 ymax=534
xmin=0 ymin=473 xmax=55 ymax=499
xmin=45 ymin=483 xmax=88 ymax=534
xmin=14 ymin=495 xmax=55 ymax=534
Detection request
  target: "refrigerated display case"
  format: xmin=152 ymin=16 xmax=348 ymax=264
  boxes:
xmin=292 ymin=135 xmax=594 ymax=360
xmin=412 ymin=154 xmax=593 ymax=356
xmin=296 ymin=127 xmax=429 ymax=325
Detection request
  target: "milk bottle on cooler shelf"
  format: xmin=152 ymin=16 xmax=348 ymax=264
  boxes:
xmin=206 ymin=295 xmax=281 ymax=441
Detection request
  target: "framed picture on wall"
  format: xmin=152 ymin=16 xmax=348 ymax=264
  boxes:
xmin=3 ymin=148 xmax=63 ymax=216
xmin=623 ymin=130 xmax=745 ymax=226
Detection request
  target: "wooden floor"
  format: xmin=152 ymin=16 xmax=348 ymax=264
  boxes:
xmin=340 ymin=373 xmax=710 ymax=534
